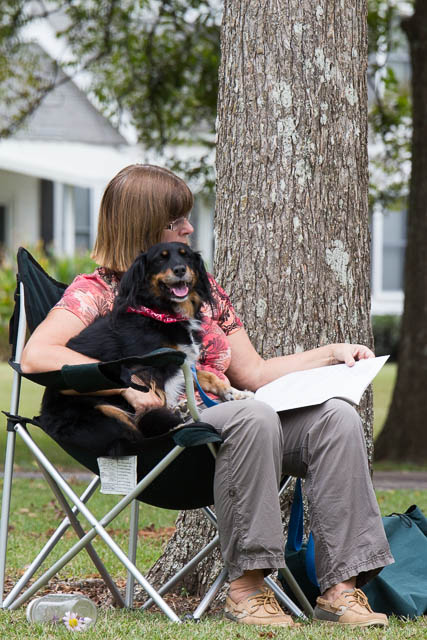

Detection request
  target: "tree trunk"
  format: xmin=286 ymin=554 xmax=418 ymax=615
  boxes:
xmin=147 ymin=0 xmax=372 ymax=597
xmin=375 ymin=1 xmax=427 ymax=464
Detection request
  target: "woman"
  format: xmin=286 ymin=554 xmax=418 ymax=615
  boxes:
xmin=22 ymin=164 xmax=393 ymax=628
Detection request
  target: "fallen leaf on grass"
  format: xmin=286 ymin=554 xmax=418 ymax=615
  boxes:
xmin=138 ymin=526 xmax=176 ymax=539
xmin=104 ymin=526 xmax=176 ymax=540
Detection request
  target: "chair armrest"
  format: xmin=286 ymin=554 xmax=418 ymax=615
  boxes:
xmin=9 ymin=348 xmax=186 ymax=393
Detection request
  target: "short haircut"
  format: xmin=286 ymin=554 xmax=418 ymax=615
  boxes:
xmin=92 ymin=164 xmax=194 ymax=272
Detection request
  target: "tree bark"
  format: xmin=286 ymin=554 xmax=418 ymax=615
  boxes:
xmin=147 ymin=0 xmax=373 ymax=597
xmin=215 ymin=0 xmax=373 ymax=439
xmin=375 ymin=0 xmax=427 ymax=464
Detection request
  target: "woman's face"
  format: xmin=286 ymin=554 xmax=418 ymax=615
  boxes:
xmin=161 ymin=215 xmax=194 ymax=244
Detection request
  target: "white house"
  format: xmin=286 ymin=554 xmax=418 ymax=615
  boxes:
xmin=0 ymin=53 xmax=214 ymax=266
xmin=0 ymin=65 xmax=133 ymax=257
xmin=0 ymin=63 xmax=406 ymax=314
xmin=369 ymin=7 xmax=411 ymax=317
xmin=0 ymin=12 xmax=409 ymax=315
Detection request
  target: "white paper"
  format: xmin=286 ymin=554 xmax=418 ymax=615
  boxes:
xmin=254 ymin=355 xmax=389 ymax=412
xmin=97 ymin=456 xmax=137 ymax=495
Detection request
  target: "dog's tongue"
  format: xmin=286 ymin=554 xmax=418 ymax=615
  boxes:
xmin=171 ymin=284 xmax=189 ymax=298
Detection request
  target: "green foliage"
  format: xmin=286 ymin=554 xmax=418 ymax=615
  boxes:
xmin=0 ymin=608 xmax=424 ymax=639
xmin=0 ymin=1 xmax=416 ymax=199
xmin=367 ymin=1 xmax=414 ymax=212
xmin=0 ymin=0 xmax=417 ymax=202
xmin=0 ymin=257 xmax=16 ymax=360
xmin=0 ymin=247 xmax=96 ymax=360
xmin=372 ymin=314 xmax=401 ymax=361
xmin=1 ymin=1 xmax=220 ymax=149
xmin=70 ymin=0 xmax=220 ymax=149
xmin=48 ymin=252 xmax=97 ymax=286
xmin=0 ymin=1 xmax=220 ymax=185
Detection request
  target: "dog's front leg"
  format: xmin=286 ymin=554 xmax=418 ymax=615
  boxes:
xmin=196 ymin=370 xmax=254 ymax=402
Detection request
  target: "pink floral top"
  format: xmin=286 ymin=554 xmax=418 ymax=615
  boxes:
xmin=54 ymin=268 xmax=243 ymax=384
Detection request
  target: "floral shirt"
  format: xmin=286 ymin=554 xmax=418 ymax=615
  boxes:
xmin=54 ymin=268 xmax=243 ymax=383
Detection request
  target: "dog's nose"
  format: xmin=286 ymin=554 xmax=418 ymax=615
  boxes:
xmin=173 ymin=264 xmax=187 ymax=278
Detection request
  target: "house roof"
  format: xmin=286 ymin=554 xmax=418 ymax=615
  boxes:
xmin=0 ymin=139 xmax=141 ymax=188
xmin=11 ymin=44 xmax=127 ymax=146
xmin=14 ymin=80 xmax=127 ymax=146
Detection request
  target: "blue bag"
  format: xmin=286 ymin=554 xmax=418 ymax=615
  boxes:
xmin=279 ymin=479 xmax=320 ymax=607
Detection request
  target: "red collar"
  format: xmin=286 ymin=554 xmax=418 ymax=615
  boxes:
xmin=126 ymin=305 xmax=188 ymax=323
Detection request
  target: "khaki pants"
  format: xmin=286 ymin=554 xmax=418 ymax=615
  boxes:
xmin=200 ymin=398 xmax=394 ymax=592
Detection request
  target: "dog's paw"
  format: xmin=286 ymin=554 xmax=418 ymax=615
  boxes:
xmin=221 ymin=387 xmax=254 ymax=402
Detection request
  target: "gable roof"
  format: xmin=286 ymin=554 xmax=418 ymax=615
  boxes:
xmin=12 ymin=45 xmax=127 ymax=146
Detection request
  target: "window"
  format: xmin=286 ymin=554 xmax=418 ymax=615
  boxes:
xmin=40 ymin=179 xmax=54 ymax=249
xmin=382 ymin=209 xmax=407 ymax=291
xmin=0 ymin=205 xmax=5 ymax=246
xmin=190 ymin=196 xmax=215 ymax=269
xmin=73 ymin=187 xmax=91 ymax=251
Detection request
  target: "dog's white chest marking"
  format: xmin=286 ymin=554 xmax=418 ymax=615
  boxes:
xmin=164 ymin=321 xmax=200 ymax=408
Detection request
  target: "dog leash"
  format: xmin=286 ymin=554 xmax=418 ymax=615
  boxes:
xmin=190 ymin=365 xmax=220 ymax=408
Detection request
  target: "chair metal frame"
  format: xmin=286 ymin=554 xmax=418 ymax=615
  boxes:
xmin=0 ymin=258 xmax=313 ymax=622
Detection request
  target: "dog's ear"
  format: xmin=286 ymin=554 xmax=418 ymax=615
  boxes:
xmin=193 ymin=251 xmax=214 ymax=308
xmin=116 ymin=252 xmax=147 ymax=310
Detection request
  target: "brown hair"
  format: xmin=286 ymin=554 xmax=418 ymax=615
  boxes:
xmin=91 ymin=164 xmax=193 ymax=272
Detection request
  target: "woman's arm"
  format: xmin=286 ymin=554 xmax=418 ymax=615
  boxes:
xmin=20 ymin=308 xmax=164 ymax=411
xmin=21 ymin=308 xmax=98 ymax=373
xmin=226 ymin=328 xmax=374 ymax=392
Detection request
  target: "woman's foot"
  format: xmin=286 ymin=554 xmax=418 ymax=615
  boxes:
xmin=314 ymin=588 xmax=388 ymax=627
xmin=225 ymin=586 xmax=298 ymax=627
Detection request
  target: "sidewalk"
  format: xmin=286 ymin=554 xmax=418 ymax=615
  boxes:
xmin=373 ymin=470 xmax=427 ymax=490
xmin=3 ymin=470 xmax=427 ymax=490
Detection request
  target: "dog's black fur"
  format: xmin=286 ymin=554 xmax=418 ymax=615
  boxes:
xmin=40 ymin=242 xmax=215 ymax=457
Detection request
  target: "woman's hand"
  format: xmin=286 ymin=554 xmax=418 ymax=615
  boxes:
xmin=330 ymin=343 xmax=375 ymax=367
xmin=120 ymin=386 xmax=166 ymax=412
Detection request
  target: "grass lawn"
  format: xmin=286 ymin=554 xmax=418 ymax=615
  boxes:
xmin=0 ymin=477 xmax=426 ymax=638
xmin=1 ymin=362 xmax=426 ymax=637
xmin=1 ymin=612 xmax=423 ymax=639
xmin=0 ymin=364 xmax=86 ymax=471
xmin=372 ymin=362 xmax=397 ymax=440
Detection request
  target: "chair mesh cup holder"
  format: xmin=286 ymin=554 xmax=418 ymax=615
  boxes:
xmin=0 ymin=247 xmax=313 ymax=622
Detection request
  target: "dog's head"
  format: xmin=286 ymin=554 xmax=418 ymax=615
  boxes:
xmin=115 ymin=242 xmax=213 ymax=318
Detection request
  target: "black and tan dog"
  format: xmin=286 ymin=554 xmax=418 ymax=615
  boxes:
xmin=40 ymin=242 xmax=247 ymax=457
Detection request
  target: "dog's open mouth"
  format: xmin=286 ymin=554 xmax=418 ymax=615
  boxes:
xmin=160 ymin=280 xmax=190 ymax=300
xmin=169 ymin=283 xmax=189 ymax=299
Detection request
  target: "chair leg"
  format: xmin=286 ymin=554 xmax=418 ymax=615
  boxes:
xmin=38 ymin=464 xmax=126 ymax=608
xmin=265 ymin=574 xmax=311 ymax=619
xmin=141 ymin=534 xmax=220 ymax=610
xmin=8 ymin=424 xmax=184 ymax=622
xmin=0 ymin=431 xmax=16 ymax=607
xmin=191 ymin=567 xmax=229 ymax=621
xmin=125 ymin=500 xmax=140 ymax=608
xmin=200 ymin=501 xmax=311 ymax=619
xmin=2 ymin=476 xmax=100 ymax=609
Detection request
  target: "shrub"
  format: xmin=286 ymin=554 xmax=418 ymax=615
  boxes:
xmin=0 ymin=246 xmax=96 ymax=361
xmin=372 ymin=314 xmax=401 ymax=362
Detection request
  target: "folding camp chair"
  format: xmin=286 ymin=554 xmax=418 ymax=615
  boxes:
xmin=0 ymin=248 xmax=313 ymax=622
